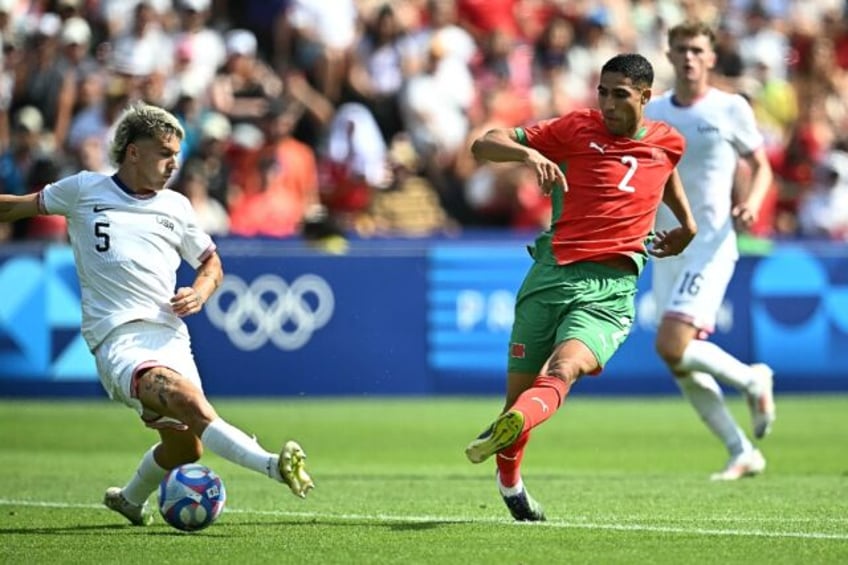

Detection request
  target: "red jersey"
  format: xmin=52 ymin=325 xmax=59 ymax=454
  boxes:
xmin=518 ymin=108 xmax=685 ymax=270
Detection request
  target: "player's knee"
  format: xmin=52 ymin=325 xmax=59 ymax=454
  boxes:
xmin=544 ymin=358 xmax=582 ymax=385
xmin=655 ymin=339 xmax=684 ymax=367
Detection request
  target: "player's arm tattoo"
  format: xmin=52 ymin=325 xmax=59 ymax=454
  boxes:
xmin=194 ymin=253 xmax=223 ymax=304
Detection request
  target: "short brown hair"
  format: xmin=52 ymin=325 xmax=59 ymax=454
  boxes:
xmin=667 ymin=20 xmax=716 ymax=50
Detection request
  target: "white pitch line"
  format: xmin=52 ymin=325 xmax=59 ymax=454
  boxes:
xmin=1 ymin=499 xmax=846 ymax=541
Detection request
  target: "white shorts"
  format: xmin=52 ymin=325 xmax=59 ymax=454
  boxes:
xmin=94 ymin=321 xmax=203 ymax=429
xmin=651 ymin=252 xmax=736 ymax=336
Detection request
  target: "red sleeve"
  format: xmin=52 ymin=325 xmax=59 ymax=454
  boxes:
xmin=517 ymin=110 xmax=593 ymax=161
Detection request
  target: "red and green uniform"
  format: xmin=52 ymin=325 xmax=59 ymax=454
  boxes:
xmin=509 ymin=109 xmax=685 ymax=373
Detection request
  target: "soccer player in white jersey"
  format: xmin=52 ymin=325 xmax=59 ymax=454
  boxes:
xmin=644 ymin=21 xmax=776 ymax=481
xmin=0 ymin=102 xmax=314 ymax=525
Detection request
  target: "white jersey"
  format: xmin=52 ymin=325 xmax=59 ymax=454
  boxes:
xmin=39 ymin=171 xmax=215 ymax=351
xmin=645 ymin=88 xmax=764 ymax=259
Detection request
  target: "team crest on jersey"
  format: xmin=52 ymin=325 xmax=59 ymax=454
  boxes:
xmin=510 ymin=342 xmax=526 ymax=359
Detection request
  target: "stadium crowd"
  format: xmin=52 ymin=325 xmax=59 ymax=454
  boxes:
xmin=1 ymin=0 xmax=848 ymax=244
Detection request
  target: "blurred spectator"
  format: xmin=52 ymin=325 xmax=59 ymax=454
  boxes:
xmin=456 ymin=0 xmax=520 ymax=43
xmin=0 ymin=1 xmax=17 ymax=152
xmin=408 ymin=0 xmax=477 ymax=73
xmin=58 ymin=16 xmax=100 ymax=86
xmin=318 ymin=102 xmax=389 ymax=229
xmin=260 ymin=97 xmax=323 ymax=229
xmin=281 ymin=0 xmax=358 ymax=103
xmin=566 ymin=8 xmax=621 ymax=89
xmin=11 ymin=12 xmax=76 ymax=150
xmin=98 ymin=0 xmax=173 ymax=39
xmin=174 ymin=159 xmax=230 ymax=236
xmin=0 ymin=105 xmax=47 ymax=197
xmin=220 ymin=0 xmax=288 ymax=65
xmin=471 ymin=28 xmax=534 ymax=127
xmin=346 ymin=3 xmax=416 ymax=143
xmin=771 ymin=100 xmax=835 ymax=236
xmin=368 ymin=133 xmax=455 ymax=237
xmin=189 ymin=111 xmax=235 ymax=211
xmin=210 ymin=28 xmax=282 ymax=125
xmin=398 ymin=33 xmax=471 ymax=168
xmin=108 ymin=0 xmax=173 ymax=101
xmin=738 ymin=3 xmax=791 ymax=80
xmin=170 ymin=74 xmax=211 ymax=161
xmin=796 ymin=149 xmax=848 ymax=239
xmin=172 ymin=0 xmax=226 ymax=91
xmin=67 ymin=74 xmax=131 ymax=160
xmin=66 ymin=133 xmax=114 ymax=175
xmin=530 ymin=15 xmax=589 ymax=119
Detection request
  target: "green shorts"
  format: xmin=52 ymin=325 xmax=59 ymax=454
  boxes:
xmin=507 ymin=260 xmax=638 ymax=375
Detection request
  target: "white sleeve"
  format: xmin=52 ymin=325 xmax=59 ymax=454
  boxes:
xmin=39 ymin=173 xmax=82 ymax=217
xmin=729 ymin=95 xmax=764 ymax=156
xmin=177 ymin=197 xmax=215 ymax=269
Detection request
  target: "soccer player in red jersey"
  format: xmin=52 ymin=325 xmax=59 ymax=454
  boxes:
xmin=464 ymin=53 xmax=698 ymax=521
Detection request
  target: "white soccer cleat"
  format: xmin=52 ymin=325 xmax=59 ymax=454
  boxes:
xmin=746 ymin=363 xmax=776 ymax=440
xmin=279 ymin=440 xmax=314 ymax=498
xmin=103 ymin=487 xmax=153 ymax=526
xmin=710 ymin=449 xmax=766 ymax=481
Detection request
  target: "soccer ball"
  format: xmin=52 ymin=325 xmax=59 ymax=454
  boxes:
xmin=158 ymin=463 xmax=226 ymax=532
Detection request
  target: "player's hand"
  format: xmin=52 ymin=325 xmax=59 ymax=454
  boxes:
xmin=171 ymin=286 xmax=204 ymax=317
xmin=732 ymin=202 xmax=757 ymax=232
xmin=649 ymin=227 xmax=696 ymax=258
xmin=524 ymin=151 xmax=567 ymax=195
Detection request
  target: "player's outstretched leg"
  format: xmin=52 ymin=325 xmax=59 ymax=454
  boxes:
xmin=103 ymin=487 xmax=154 ymax=526
xmin=465 ymin=410 xmax=524 ymax=464
xmin=745 ymin=364 xmax=776 ymax=439
xmin=279 ymin=440 xmax=314 ymax=498
xmin=497 ymin=471 xmax=546 ymax=522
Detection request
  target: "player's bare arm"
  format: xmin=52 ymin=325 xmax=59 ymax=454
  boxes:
xmin=0 ymin=193 xmax=40 ymax=222
xmin=732 ymin=146 xmax=774 ymax=231
xmin=171 ymin=251 xmax=223 ymax=318
xmin=651 ymin=169 xmax=697 ymax=258
xmin=471 ymin=128 xmax=567 ymax=195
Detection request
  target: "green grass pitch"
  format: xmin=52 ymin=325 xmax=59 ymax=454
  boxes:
xmin=1 ymin=395 xmax=846 ymax=564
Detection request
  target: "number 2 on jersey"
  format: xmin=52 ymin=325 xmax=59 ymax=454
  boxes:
xmin=617 ymin=156 xmax=637 ymax=193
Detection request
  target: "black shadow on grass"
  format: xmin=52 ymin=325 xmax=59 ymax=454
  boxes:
xmin=0 ymin=524 xmax=228 ymax=537
xmin=207 ymin=518 xmax=468 ymax=533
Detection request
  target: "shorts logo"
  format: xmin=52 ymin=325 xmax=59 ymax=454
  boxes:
xmin=510 ymin=342 xmax=526 ymax=359
xmin=205 ymin=273 xmax=334 ymax=351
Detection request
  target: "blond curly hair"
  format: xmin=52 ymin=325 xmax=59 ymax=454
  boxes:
xmin=109 ymin=102 xmax=185 ymax=166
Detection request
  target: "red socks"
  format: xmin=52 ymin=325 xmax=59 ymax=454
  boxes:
xmin=512 ymin=375 xmax=571 ymax=432
xmin=497 ymin=376 xmax=571 ymax=488
xmin=496 ymin=431 xmax=529 ymax=488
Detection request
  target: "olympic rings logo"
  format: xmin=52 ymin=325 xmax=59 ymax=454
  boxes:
xmin=205 ymin=274 xmax=335 ymax=351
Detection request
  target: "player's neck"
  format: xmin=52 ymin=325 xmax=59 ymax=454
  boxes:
xmin=113 ymin=171 xmax=156 ymax=198
xmin=672 ymin=81 xmax=710 ymax=107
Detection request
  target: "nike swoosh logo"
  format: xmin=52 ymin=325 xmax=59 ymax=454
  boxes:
xmin=93 ymin=205 xmax=115 ymax=212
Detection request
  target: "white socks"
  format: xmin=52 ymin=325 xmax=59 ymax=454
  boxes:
xmin=497 ymin=475 xmax=524 ymax=497
xmin=200 ymin=418 xmax=280 ymax=481
xmin=122 ymin=445 xmax=168 ymax=506
xmin=676 ymin=372 xmax=753 ymax=456
xmin=677 ymin=340 xmax=758 ymax=394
